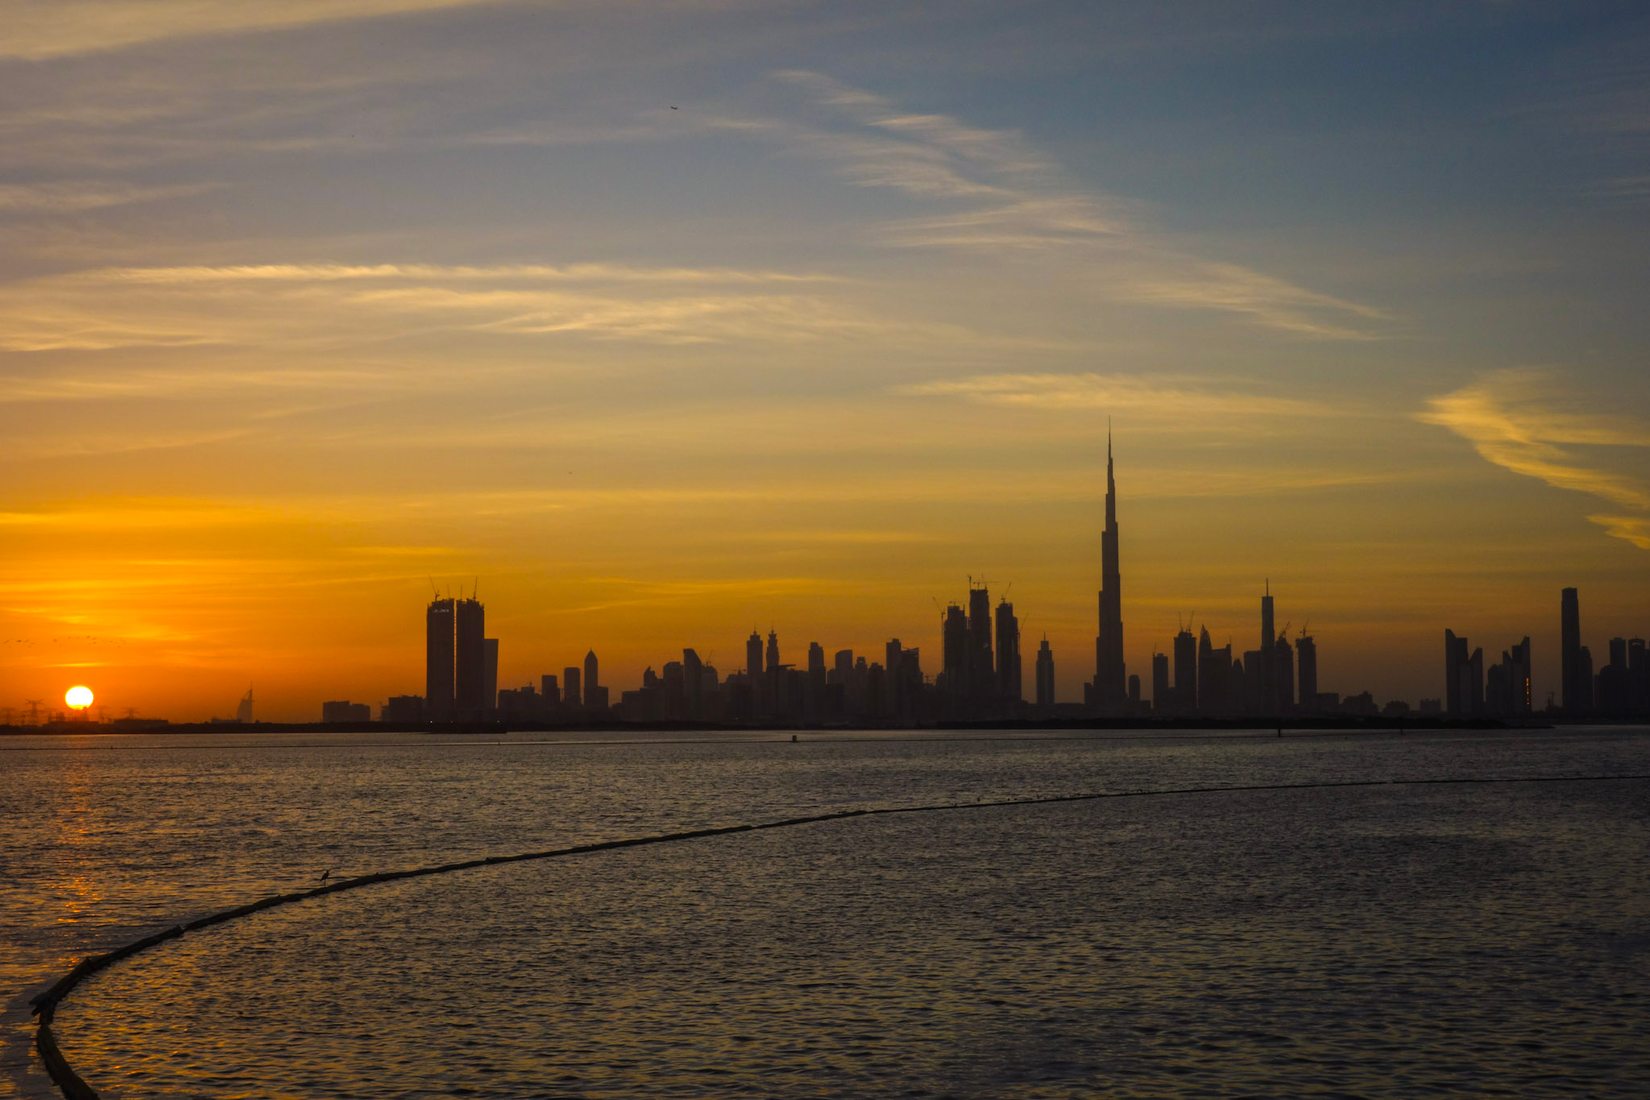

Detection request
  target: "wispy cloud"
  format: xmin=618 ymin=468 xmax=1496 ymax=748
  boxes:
xmin=735 ymin=70 xmax=1386 ymax=340
xmin=0 ymin=181 xmax=221 ymax=214
xmin=0 ymin=261 xmax=871 ymax=355
xmin=895 ymin=372 xmax=1341 ymax=421
xmin=1419 ymin=369 xmax=1650 ymax=548
xmin=0 ymin=0 xmax=497 ymax=60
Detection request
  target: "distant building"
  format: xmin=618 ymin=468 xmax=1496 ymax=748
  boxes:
xmin=426 ymin=597 xmax=455 ymax=721
xmin=483 ymin=638 xmax=499 ymax=716
xmin=1296 ymin=632 xmax=1318 ymax=711
xmin=1151 ymin=652 xmax=1169 ymax=713
xmin=562 ymin=666 xmax=581 ymax=709
xmin=454 ymin=597 xmax=486 ymax=721
xmin=995 ymin=599 xmax=1022 ymax=705
xmin=1443 ymin=629 xmax=1484 ymax=717
xmin=1171 ymin=627 xmax=1197 ymax=714
xmin=1561 ymin=587 xmax=1591 ymax=716
xmin=381 ymin=695 xmax=424 ymax=724
xmin=1035 ymin=638 xmax=1055 ymax=709
xmin=584 ymin=650 xmax=600 ymax=708
xmin=321 ymin=700 xmax=371 ymax=723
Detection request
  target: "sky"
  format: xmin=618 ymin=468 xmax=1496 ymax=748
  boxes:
xmin=2 ymin=0 xmax=1648 ymax=721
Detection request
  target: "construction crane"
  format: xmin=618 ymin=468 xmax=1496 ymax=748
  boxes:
xmin=1299 ymin=620 xmax=1311 ymax=640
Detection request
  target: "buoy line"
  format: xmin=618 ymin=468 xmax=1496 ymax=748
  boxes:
xmin=31 ymin=771 xmax=1650 ymax=1100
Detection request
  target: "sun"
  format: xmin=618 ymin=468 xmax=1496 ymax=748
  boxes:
xmin=65 ymin=685 xmax=94 ymax=711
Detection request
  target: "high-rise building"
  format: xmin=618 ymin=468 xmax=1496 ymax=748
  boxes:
xmin=1273 ymin=635 xmax=1294 ymax=715
xmin=583 ymin=649 xmax=600 ymax=708
xmin=942 ymin=603 xmax=969 ymax=697
xmin=454 ymin=597 xmax=486 ymax=721
xmin=1259 ymin=582 xmax=1276 ymax=713
xmin=747 ymin=631 xmax=764 ymax=680
xmin=426 ymin=597 xmax=455 ymax=721
xmin=1197 ymin=627 xmax=1233 ymax=715
xmin=995 ymin=599 xmax=1022 ymax=705
xmin=483 ymin=638 xmax=499 ymax=717
xmin=1172 ymin=626 xmax=1197 ymax=713
xmin=1296 ymin=630 xmax=1318 ymax=710
xmin=1443 ymin=629 xmax=1484 ymax=717
xmin=1093 ymin=430 xmax=1126 ymax=709
xmin=562 ymin=666 xmax=581 ymax=709
xmin=766 ymin=630 xmax=780 ymax=674
xmin=968 ymin=583 xmax=995 ymax=705
xmin=1035 ymin=638 xmax=1055 ymax=709
xmin=1561 ymin=587 xmax=1590 ymax=715
xmin=1151 ymin=652 xmax=1170 ymax=713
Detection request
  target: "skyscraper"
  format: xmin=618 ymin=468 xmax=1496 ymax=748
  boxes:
xmin=1296 ymin=630 xmax=1318 ymax=711
xmin=995 ymin=599 xmax=1022 ymax=705
xmin=1259 ymin=581 xmax=1275 ymax=713
xmin=1561 ymin=587 xmax=1591 ymax=716
xmin=1035 ymin=638 xmax=1055 ymax=709
xmin=746 ymin=631 xmax=764 ymax=680
xmin=1443 ymin=629 xmax=1484 ymax=717
xmin=1172 ymin=626 xmax=1197 ymax=713
xmin=968 ymin=582 xmax=995 ymax=705
xmin=454 ymin=596 xmax=486 ymax=721
xmin=1093 ymin=430 xmax=1125 ymax=709
xmin=483 ymin=637 xmax=499 ymax=717
xmin=425 ymin=596 xmax=455 ymax=721
xmin=583 ymin=649 xmax=600 ymax=708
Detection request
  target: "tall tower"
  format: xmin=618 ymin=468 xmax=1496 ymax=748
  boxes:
xmin=454 ymin=596 xmax=486 ymax=720
xmin=426 ymin=597 xmax=456 ymax=721
xmin=995 ymin=599 xmax=1022 ymax=705
xmin=1296 ymin=630 xmax=1318 ymax=710
xmin=747 ymin=631 xmax=764 ymax=679
xmin=1259 ymin=581 xmax=1276 ymax=713
xmin=1035 ymin=638 xmax=1055 ymax=710
xmin=1561 ymin=587 xmax=1590 ymax=715
xmin=584 ymin=649 xmax=600 ymax=708
xmin=1093 ymin=429 xmax=1126 ymax=708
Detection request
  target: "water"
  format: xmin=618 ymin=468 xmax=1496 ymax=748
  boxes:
xmin=4 ymin=728 xmax=1648 ymax=1097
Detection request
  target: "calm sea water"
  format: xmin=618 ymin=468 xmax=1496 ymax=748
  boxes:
xmin=3 ymin=727 xmax=1648 ymax=1097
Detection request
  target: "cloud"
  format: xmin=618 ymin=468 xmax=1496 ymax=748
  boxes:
xmin=723 ymin=70 xmax=1387 ymax=341
xmin=0 ymin=0 xmax=497 ymax=60
xmin=0 ymin=261 xmax=869 ymax=355
xmin=1419 ymin=370 xmax=1650 ymax=548
xmin=0 ymin=181 xmax=221 ymax=214
xmin=894 ymin=372 xmax=1340 ymax=421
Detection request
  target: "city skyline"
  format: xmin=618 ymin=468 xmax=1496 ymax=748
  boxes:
xmin=2 ymin=3 xmax=1649 ymax=721
xmin=23 ymin=439 xmax=1642 ymax=727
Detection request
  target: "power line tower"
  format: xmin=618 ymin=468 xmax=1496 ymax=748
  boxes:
xmin=24 ymin=699 xmax=43 ymax=726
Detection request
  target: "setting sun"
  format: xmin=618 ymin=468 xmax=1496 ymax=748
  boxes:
xmin=64 ymin=685 xmax=93 ymax=711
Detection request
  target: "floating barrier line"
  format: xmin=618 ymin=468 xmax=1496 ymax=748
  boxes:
xmin=30 ymin=771 xmax=1650 ymax=1099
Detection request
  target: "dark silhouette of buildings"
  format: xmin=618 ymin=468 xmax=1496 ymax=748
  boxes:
xmin=1562 ymin=587 xmax=1592 ymax=716
xmin=996 ymin=599 xmax=1021 ymax=705
xmin=1486 ymin=637 xmax=1532 ymax=717
xmin=1443 ymin=629 xmax=1484 ymax=717
xmin=1259 ymin=582 xmax=1277 ymax=713
xmin=425 ymin=597 xmax=455 ymax=721
xmin=1296 ymin=629 xmax=1318 ymax=710
xmin=1035 ymin=638 xmax=1055 ymax=710
xmin=454 ymin=596 xmax=487 ymax=720
xmin=1091 ymin=430 xmax=1126 ymax=709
